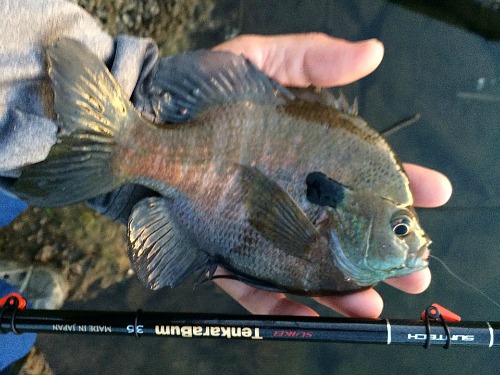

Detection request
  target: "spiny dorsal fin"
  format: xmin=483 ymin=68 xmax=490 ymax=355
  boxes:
xmin=288 ymin=88 xmax=358 ymax=116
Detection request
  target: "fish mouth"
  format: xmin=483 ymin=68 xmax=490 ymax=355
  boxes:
xmin=405 ymin=242 xmax=431 ymax=270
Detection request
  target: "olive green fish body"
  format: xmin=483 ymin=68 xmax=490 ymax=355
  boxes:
xmin=12 ymin=38 xmax=430 ymax=295
xmin=114 ymin=100 xmax=415 ymax=293
xmin=114 ymin=105 xmax=365 ymax=293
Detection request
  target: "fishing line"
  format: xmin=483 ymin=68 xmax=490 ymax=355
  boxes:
xmin=456 ymin=92 xmax=500 ymax=102
xmin=429 ymin=254 xmax=500 ymax=309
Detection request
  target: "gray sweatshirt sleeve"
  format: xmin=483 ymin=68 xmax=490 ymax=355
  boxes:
xmin=0 ymin=0 xmax=159 ymax=222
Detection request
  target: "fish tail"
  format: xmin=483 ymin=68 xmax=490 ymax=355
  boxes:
xmin=12 ymin=38 xmax=138 ymax=207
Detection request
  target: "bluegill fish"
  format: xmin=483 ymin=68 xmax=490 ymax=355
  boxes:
xmin=12 ymin=38 xmax=430 ymax=295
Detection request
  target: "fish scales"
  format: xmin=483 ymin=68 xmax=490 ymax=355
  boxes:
xmin=114 ymin=104 xmax=351 ymax=292
xmin=11 ymin=38 xmax=430 ymax=295
xmin=105 ymin=99 xmax=420 ymax=293
xmin=118 ymin=101 xmax=410 ymax=205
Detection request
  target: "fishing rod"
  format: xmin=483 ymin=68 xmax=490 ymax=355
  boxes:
xmin=1 ymin=295 xmax=498 ymax=349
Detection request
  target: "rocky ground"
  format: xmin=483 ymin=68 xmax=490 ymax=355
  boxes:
xmin=77 ymin=0 xmax=217 ymax=54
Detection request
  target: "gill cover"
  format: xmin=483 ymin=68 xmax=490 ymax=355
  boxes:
xmin=305 ymin=171 xmax=429 ymax=286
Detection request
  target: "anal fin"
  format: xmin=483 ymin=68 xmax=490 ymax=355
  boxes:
xmin=128 ymin=197 xmax=208 ymax=289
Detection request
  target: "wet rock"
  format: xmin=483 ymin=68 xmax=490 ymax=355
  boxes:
xmin=35 ymin=245 xmax=57 ymax=263
xmin=17 ymin=348 xmax=54 ymax=375
xmin=0 ymin=204 xmax=129 ymax=302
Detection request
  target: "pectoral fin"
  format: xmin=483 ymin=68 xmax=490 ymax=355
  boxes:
xmin=127 ymin=197 xmax=209 ymax=289
xmin=239 ymin=165 xmax=318 ymax=259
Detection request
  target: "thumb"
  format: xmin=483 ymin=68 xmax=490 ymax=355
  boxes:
xmin=214 ymin=33 xmax=384 ymax=87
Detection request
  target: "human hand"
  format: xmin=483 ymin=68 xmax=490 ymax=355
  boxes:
xmin=213 ymin=33 xmax=453 ymax=318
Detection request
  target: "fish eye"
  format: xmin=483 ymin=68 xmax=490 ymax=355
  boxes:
xmin=391 ymin=215 xmax=413 ymax=237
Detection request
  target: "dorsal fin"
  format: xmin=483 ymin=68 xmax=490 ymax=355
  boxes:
xmin=288 ymin=88 xmax=358 ymax=116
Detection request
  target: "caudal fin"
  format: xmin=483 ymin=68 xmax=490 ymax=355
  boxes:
xmin=12 ymin=38 xmax=138 ymax=206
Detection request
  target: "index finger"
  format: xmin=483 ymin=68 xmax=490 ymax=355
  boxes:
xmin=403 ymin=163 xmax=452 ymax=208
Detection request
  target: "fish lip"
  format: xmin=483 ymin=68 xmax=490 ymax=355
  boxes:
xmin=405 ymin=243 xmax=430 ymax=269
xmin=421 ymin=246 xmax=430 ymax=262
